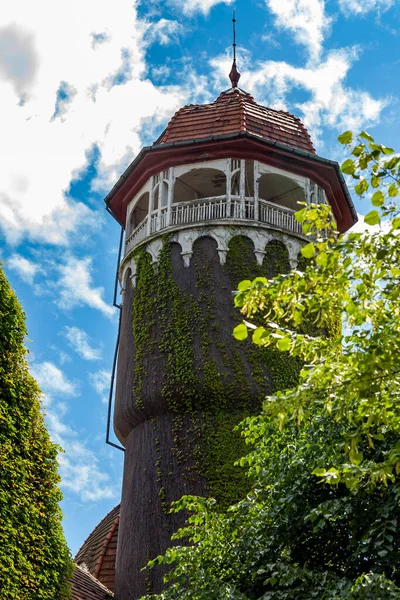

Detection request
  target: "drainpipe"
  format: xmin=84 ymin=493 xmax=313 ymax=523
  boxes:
xmin=106 ymin=225 xmax=125 ymax=452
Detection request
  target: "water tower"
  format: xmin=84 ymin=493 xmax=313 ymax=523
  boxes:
xmin=105 ymin=59 xmax=356 ymax=598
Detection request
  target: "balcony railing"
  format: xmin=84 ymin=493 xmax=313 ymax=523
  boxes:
xmin=125 ymin=195 xmax=305 ymax=256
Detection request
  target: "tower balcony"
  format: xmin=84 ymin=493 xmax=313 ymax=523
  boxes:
xmin=125 ymin=194 xmax=308 ymax=256
xmin=123 ymin=158 xmax=329 ymax=260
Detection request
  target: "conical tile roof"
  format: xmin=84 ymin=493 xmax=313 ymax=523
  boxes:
xmin=155 ymin=88 xmax=315 ymax=155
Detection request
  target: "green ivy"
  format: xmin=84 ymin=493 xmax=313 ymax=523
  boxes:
xmin=0 ymin=264 xmax=74 ymax=599
xmin=131 ymin=234 xmax=301 ymax=510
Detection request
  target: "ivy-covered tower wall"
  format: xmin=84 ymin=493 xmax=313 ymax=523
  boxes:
xmin=105 ymin=86 xmax=356 ymax=600
xmin=115 ymin=231 xmax=303 ymax=599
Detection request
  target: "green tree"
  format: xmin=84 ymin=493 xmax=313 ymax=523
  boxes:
xmin=141 ymin=133 xmax=400 ymax=599
xmin=0 ymin=264 xmax=74 ymax=598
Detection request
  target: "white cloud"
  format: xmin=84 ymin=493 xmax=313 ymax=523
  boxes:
xmin=57 ymin=440 xmax=116 ymax=502
xmin=31 ymin=361 xmax=78 ymax=396
xmin=172 ymin=0 xmax=233 ymax=15
xmin=0 ymin=0 xmax=187 ymax=246
xmin=47 ymin=412 xmax=116 ymax=502
xmin=145 ymin=19 xmax=183 ymax=46
xmin=338 ymin=0 xmax=394 ymax=15
xmin=265 ymin=0 xmax=331 ymax=62
xmin=31 ymin=360 xmax=116 ymax=502
xmin=64 ymin=326 xmax=102 ymax=360
xmin=0 ymin=23 xmax=38 ymax=97
xmin=210 ymin=47 xmax=387 ymax=147
xmin=7 ymin=253 xmax=38 ymax=283
xmin=349 ymin=212 xmax=392 ymax=235
xmin=57 ymin=257 xmax=114 ymax=318
xmin=89 ymin=369 xmax=111 ymax=404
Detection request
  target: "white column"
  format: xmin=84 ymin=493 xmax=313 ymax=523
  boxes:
xmin=166 ymin=167 xmax=174 ymax=227
xmin=254 ymin=160 xmax=259 ymax=222
xmin=240 ymin=159 xmax=246 ymax=218
xmin=157 ymin=176 xmax=164 ymax=231
xmin=147 ymin=177 xmax=154 ymax=236
xmin=226 ymin=158 xmax=231 ymax=218
xmin=305 ymin=178 xmax=311 ymax=206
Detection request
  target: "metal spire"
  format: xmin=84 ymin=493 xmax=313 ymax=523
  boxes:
xmin=229 ymin=10 xmax=241 ymax=88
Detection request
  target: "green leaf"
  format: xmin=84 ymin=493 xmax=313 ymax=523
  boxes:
xmin=388 ymin=184 xmax=399 ymax=197
xmin=371 ymin=190 xmax=385 ymax=207
xmin=360 ymin=130 xmax=374 ymax=142
xmin=354 ymin=179 xmax=368 ymax=196
xmin=338 ymin=131 xmax=353 ymax=145
xmin=312 ymin=468 xmax=326 ymax=476
xmin=352 ymin=144 xmax=364 ymax=157
xmin=381 ymin=145 xmax=395 ymax=155
xmin=384 ymin=156 xmax=400 ymax=170
xmin=233 ymin=323 xmax=248 ymax=341
xmin=277 ymin=337 xmax=291 ymax=352
xmin=295 ymin=208 xmax=307 ymax=223
xmin=364 ymin=210 xmax=380 ymax=226
xmin=252 ymin=327 xmax=267 ymax=345
xmin=316 ymin=252 xmax=327 ymax=267
xmin=301 ymin=242 xmax=315 ymax=259
xmin=371 ymin=175 xmax=381 ymax=188
xmin=341 ymin=159 xmax=356 ymax=175
xmin=237 ymin=280 xmax=252 ymax=291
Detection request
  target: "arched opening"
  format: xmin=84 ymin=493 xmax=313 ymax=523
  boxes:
xmin=226 ymin=235 xmax=258 ymax=284
xmin=173 ymin=168 xmax=226 ymax=204
xmin=245 ymin=161 xmax=254 ymax=197
xmin=258 ymin=173 xmax=305 ymax=211
xmin=128 ymin=192 xmax=149 ymax=235
xmin=263 ymin=240 xmax=290 ymax=278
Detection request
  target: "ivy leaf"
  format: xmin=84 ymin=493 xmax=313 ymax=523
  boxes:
xmin=233 ymin=323 xmax=248 ymax=341
xmin=301 ymin=243 xmax=315 ymax=259
xmin=338 ymin=131 xmax=353 ymax=145
xmin=364 ymin=210 xmax=380 ymax=226
xmin=371 ymin=191 xmax=385 ymax=207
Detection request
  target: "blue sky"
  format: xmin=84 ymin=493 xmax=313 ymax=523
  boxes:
xmin=0 ymin=0 xmax=399 ymax=555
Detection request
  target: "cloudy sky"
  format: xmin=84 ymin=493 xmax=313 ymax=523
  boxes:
xmin=1 ymin=0 xmax=399 ymax=554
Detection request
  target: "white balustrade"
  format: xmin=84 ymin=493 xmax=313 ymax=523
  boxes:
xmin=125 ymin=194 xmax=305 ymax=254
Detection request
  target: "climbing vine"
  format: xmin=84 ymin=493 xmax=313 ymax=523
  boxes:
xmin=131 ymin=233 xmax=302 ymax=510
xmin=0 ymin=264 xmax=74 ymax=599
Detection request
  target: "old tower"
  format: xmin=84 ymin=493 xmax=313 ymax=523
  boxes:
xmin=104 ymin=60 xmax=356 ymax=598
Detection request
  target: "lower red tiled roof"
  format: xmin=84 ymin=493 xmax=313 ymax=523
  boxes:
xmin=75 ymin=504 xmax=120 ymax=593
xmin=70 ymin=565 xmax=114 ymax=600
xmin=155 ymin=88 xmax=315 ymax=155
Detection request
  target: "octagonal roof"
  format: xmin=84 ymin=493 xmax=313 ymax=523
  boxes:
xmin=155 ymin=88 xmax=315 ymax=155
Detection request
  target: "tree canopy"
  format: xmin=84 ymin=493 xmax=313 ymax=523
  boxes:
xmin=141 ymin=133 xmax=400 ymax=599
xmin=0 ymin=265 xmax=73 ymax=598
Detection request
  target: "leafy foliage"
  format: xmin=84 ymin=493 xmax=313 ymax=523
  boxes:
xmin=140 ymin=134 xmax=400 ymax=599
xmin=0 ymin=264 xmax=74 ymax=598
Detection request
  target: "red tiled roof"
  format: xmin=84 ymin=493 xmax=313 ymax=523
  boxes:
xmin=70 ymin=565 xmax=114 ymax=600
xmin=75 ymin=505 xmax=120 ymax=593
xmin=156 ymin=88 xmax=315 ymax=155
